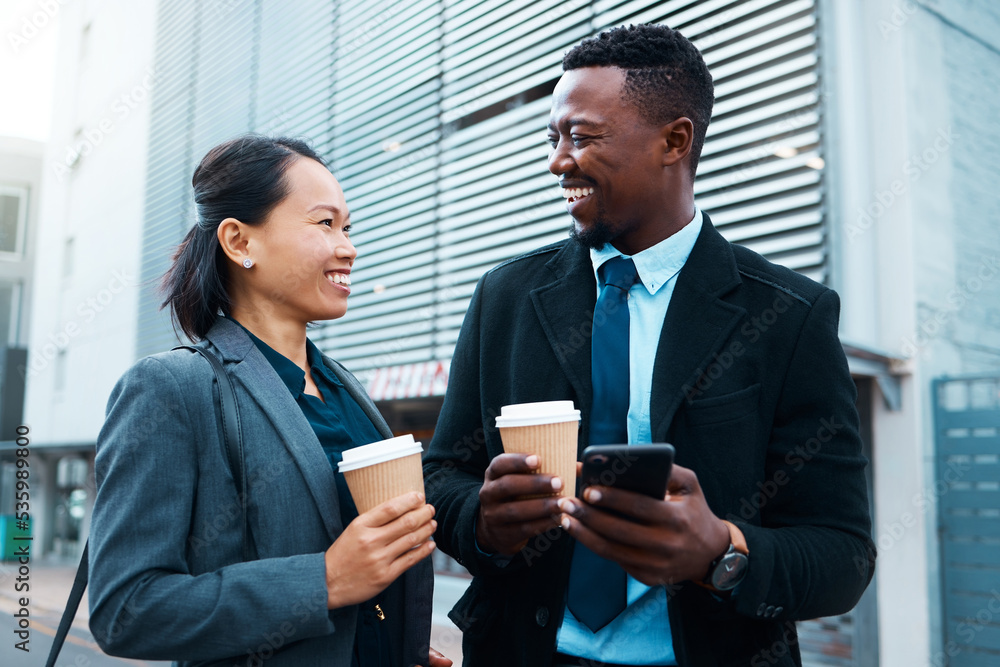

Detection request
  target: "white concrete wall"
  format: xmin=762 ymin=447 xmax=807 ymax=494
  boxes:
xmin=825 ymin=1 xmax=1000 ymax=665
xmin=23 ymin=0 xmax=158 ymax=444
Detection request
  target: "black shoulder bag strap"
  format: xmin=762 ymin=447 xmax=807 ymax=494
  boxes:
xmin=45 ymin=345 xmax=248 ymax=667
xmin=176 ymin=345 xmax=251 ymax=561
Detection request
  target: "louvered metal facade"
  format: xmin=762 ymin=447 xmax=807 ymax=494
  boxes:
xmin=138 ymin=0 xmax=828 ymax=376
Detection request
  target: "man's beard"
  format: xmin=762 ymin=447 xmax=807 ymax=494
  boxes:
xmin=569 ymin=217 xmax=617 ymax=249
xmin=568 ymin=196 xmax=619 ymax=249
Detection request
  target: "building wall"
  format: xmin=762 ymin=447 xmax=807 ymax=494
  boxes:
xmin=828 ymin=1 xmax=1000 ymax=665
xmin=23 ymin=0 xmax=158 ymax=444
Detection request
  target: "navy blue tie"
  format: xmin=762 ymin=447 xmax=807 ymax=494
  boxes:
xmin=567 ymin=256 xmax=637 ymax=632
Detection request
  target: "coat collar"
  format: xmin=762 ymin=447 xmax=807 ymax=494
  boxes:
xmin=529 ymin=213 xmax=746 ymax=440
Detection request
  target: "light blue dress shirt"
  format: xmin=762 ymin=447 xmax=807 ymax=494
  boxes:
xmin=555 ymin=208 xmax=703 ymax=665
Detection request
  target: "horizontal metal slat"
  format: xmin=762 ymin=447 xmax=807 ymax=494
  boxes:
xmin=344 ymin=276 xmax=439 ymax=313
xmin=710 ymin=30 xmax=817 ymax=83
xmin=440 ymin=98 xmax=550 ymax=161
xmin=697 ymin=168 xmax=821 ymax=211
xmin=337 ymin=0 xmax=439 ymax=62
xmin=335 ymin=92 xmax=440 ymax=160
xmin=439 ymin=190 xmax=562 ymax=240
xmin=438 ymin=170 xmax=554 ymax=220
xmin=697 ymin=145 xmax=822 ymax=195
xmin=444 ymin=0 xmax=554 ymax=47
xmin=709 ymin=91 xmax=818 ymax=137
xmin=708 ymin=190 xmax=821 ymax=225
xmin=335 ymin=111 xmax=440 ymax=170
xmin=738 ymin=225 xmax=823 ymax=256
xmin=713 ymin=71 xmax=817 ymax=119
xmin=440 ymin=207 xmax=568 ymax=252
xmin=348 ymin=156 xmax=440 ymax=211
xmin=714 ymin=209 xmax=821 ymax=243
xmin=703 ymin=108 xmax=819 ymax=154
xmin=439 ymin=145 xmax=550 ymax=202
xmin=336 ymin=302 xmax=439 ymax=338
xmin=443 ymin=7 xmax=586 ymax=87
xmin=714 ymin=52 xmax=817 ymax=102
xmin=337 ymin=23 xmax=440 ymax=95
xmin=350 ymin=203 xmax=438 ymax=245
xmin=331 ymin=332 xmax=437 ymax=362
xmin=438 ymin=228 xmax=569 ymax=275
xmin=691 ymin=1 xmax=815 ymax=57
xmin=697 ymin=129 xmax=819 ymax=177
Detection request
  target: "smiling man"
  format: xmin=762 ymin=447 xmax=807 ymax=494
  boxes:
xmin=424 ymin=24 xmax=875 ymax=667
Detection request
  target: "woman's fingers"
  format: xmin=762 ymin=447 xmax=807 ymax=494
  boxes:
xmin=386 ymin=517 xmax=437 ymax=558
xmin=375 ymin=502 xmax=436 ymax=546
xmin=357 ymin=491 xmax=427 ymax=527
xmin=386 ymin=537 xmax=436 ymax=581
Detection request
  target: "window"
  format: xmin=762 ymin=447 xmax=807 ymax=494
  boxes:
xmin=0 ymin=187 xmax=26 ymax=256
xmin=55 ymin=349 xmax=67 ymax=393
xmin=0 ymin=282 xmax=16 ymax=351
xmin=64 ymin=237 xmax=74 ymax=278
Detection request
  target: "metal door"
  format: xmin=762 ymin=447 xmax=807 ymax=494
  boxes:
xmin=935 ymin=375 xmax=1000 ymax=667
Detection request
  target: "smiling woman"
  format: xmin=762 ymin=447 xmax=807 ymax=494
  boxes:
xmin=86 ymin=134 xmax=450 ymax=667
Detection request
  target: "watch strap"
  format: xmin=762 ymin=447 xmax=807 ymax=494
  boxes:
xmin=695 ymin=521 xmax=749 ymax=591
xmin=722 ymin=520 xmax=749 ymax=555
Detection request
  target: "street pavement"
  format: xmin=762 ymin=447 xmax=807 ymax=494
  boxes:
xmin=0 ymin=557 xmax=466 ymax=666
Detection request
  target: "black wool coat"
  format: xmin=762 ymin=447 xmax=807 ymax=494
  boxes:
xmin=423 ymin=214 xmax=875 ymax=667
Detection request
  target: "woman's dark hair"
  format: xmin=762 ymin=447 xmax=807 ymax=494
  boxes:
xmin=161 ymin=133 xmax=325 ymax=341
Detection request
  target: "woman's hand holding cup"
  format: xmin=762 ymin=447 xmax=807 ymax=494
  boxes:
xmin=324 ymin=491 xmax=436 ymax=609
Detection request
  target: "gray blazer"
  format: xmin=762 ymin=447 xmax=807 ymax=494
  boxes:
xmin=88 ymin=317 xmax=433 ymax=666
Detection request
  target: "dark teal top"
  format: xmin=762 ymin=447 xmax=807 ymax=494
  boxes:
xmin=231 ymin=318 xmax=396 ymax=666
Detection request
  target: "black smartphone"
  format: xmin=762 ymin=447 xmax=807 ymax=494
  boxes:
xmin=579 ymin=443 xmax=675 ymax=499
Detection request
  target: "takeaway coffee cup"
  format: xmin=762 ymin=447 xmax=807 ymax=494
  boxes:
xmin=338 ymin=434 xmax=425 ymax=514
xmin=495 ymin=401 xmax=581 ymax=497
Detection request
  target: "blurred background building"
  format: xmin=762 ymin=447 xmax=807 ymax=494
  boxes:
xmin=1 ymin=1 xmax=998 ymax=666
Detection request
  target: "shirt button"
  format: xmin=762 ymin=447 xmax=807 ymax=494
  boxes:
xmin=756 ymin=603 xmax=767 ymax=616
xmin=535 ymin=606 xmax=550 ymax=627
xmin=765 ymin=605 xmax=776 ymax=618
xmin=774 ymin=606 xmax=784 ymax=616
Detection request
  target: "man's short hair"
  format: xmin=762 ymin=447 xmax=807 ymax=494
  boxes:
xmin=563 ymin=24 xmax=715 ymax=179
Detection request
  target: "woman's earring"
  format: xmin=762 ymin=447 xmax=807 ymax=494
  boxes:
xmin=242 ymin=258 xmax=254 ymax=269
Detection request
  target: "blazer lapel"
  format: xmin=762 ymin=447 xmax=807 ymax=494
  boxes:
xmin=650 ymin=215 xmax=747 ymax=439
xmin=529 ymin=241 xmax=597 ymax=417
xmin=204 ymin=319 xmax=344 ymax=541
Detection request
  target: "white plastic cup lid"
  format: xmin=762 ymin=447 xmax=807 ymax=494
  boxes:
xmin=494 ymin=401 xmax=581 ymax=428
xmin=338 ymin=434 xmax=423 ymax=472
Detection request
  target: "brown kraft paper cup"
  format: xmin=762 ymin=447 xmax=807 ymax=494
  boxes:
xmin=498 ymin=421 xmax=578 ymax=498
xmin=342 ymin=452 xmax=425 ymax=515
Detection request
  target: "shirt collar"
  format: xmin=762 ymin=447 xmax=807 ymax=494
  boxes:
xmin=590 ymin=207 xmax=703 ymax=295
xmin=226 ymin=316 xmax=342 ymax=395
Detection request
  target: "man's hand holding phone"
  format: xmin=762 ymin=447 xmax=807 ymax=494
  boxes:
xmin=557 ymin=447 xmax=731 ymax=587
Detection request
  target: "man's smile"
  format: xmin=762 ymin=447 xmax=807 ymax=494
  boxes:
xmin=562 ymin=186 xmax=595 ymax=204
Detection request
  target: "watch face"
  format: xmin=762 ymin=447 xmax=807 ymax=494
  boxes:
xmin=711 ymin=552 xmax=749 ymax=591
